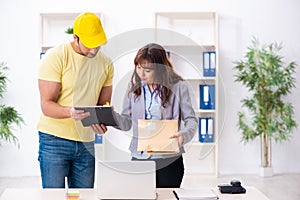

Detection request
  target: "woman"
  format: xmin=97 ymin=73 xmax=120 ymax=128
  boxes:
xmin=114 ymin=43 xmax=197 ymax=188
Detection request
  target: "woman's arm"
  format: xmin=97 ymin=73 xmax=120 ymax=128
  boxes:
xmin=112 ymin=86 xmax=133 ymax=131
xmin=178 ymin=82 xmax=198 ymax=145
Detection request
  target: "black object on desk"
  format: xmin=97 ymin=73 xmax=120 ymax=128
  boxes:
xmin=218 ymin=180 xmax=246 ymax=194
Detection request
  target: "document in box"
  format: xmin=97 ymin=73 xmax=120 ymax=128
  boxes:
xmin=173 ymin=188 xmax=219 ymax=200
xmin=137 ymin=119 xmax=179 ymax=154
xmin=74 ymin=106 xmax=118 ymax=127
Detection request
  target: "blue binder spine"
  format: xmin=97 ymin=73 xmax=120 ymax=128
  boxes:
xmin=207 ymin=118 xmax=214 ymax=142
xmin=200 ymin=84 xmax=215 ymax=110
xmin=203 ymin=51 xmax=216 ymax=77
xmin=95 ymin=134 xmax=103 ymax=144
xmin=210 ymin=52 xmax=216 ymax=76
xmin=199 ymin=118 xmax=207 ymax=142
xmin=40 ymin=52 xmax=46 ymax=59
xmin=166 ymin=51 xmax=171 ymax=58
xmin=199 ymin=117 xmax=214 ymax=143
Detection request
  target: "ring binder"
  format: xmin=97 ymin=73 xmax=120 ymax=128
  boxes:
xmin=199 ymin=117 xmax=214 ymax=143
xmin=200 ymin=84 xmax=215 ymax=110
xmin=95 ymin=134 xmax=103 ymax=144
xmin=203 ymin=51 xmax=216 ymax=77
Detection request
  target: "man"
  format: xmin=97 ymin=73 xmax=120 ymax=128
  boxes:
xmin=37 ymin=12 xmax=114 ymax=188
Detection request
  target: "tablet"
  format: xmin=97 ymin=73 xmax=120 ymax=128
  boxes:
xmin=74 ymin=106 xmax=118 ymax=127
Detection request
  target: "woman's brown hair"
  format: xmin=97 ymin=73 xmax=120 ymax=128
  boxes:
xmin=129 ymin=43 xmax=183 ymax=107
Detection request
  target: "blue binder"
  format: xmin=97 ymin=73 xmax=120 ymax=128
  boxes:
xmin=200 ymin=84 xmax=215 ymax=110
xmin=203 ymin=51 xmax=216 ymax=77
xmin=95 ymin=134 xmax=103 ymax=144
xmin=199 ymin=117 xmax=214 ymax=143
xmin=166 ymin=51 xmax=171 ymax=58
xmin=40 ymin=52 xmax=46 ymax=59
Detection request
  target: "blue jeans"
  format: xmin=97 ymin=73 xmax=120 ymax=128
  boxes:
xmin=38 ymin=132 xmax=95 ymax=188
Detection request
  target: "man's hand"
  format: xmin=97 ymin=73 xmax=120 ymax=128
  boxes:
xmin=69 ymin=107 xmax=90 ymax=120
xmin=69 ymin=107 xmax=107 ymax=134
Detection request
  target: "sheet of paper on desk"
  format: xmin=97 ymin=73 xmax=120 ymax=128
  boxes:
xmin=137 ymin=119 xmax=179 ymax=154
xmin=173 ymin=188 xmax=219 ymax=200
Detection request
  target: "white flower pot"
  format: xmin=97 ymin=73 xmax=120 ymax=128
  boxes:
xmin=259 ymin=166 xmax=273 ymax=177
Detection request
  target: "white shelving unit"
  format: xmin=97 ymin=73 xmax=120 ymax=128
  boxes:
xmin=155 ymin=12 xmax=219 ymax=176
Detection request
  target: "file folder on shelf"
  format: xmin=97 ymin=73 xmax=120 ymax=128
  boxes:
xmin=199 ymin=117 xmax=214 ymax=143
xmin=166 ymin=51 xmax=171 ymax=58
xmin=200 ymin=84 xmax=215 ymax=110
xmin=203 ymin=51 xmax=216 ymax=77
xmin=40 ymin=52 xmax=46 ymax=59
xmin=95 ymin=134 xmax=103 ymax=144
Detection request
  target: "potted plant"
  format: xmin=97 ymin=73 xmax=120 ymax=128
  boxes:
xmin=233 ymin=38 xmax=297 ymax=176
xmin=0 ymin=62 xmax=24 ymax=147
xmin=64 ymin=27 xmax=74 ymax=42
xmin=65 ymin=27 xmax=73 ymax=34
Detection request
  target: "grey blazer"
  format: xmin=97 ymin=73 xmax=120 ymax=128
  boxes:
xmin=113 ymin=80 xmax=197 ymax=155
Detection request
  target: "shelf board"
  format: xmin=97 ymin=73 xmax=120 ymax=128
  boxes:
xmin=191 ymin=142 xmax=216 ymax=146
xmin=194 ymin=109 xmax=216 ymax=114
xmin=185 ymin=139 xmax=216 ymax=147
xmin=155 ymin=12 xmax=216 ymax=20
xmin=164 ymin=44 xmax=215 ymax=49
xmin=40 ymin=12 xmax=81 ymax=19
xmin=184 ymin=77 xmax=216 ymax=81
xmin=41 ymin=46 xmax=54 ymax=52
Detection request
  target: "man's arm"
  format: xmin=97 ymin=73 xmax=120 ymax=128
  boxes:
xmin=38 ymin=79 xmax=71 ymax=118
xmin=97 ymin=85 xmax=112 ymax=105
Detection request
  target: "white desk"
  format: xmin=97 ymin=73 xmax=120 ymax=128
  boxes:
xmin=0 ymin=187 xmax=269 ymax=200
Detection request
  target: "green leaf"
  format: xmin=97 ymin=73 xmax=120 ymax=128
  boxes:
xmin=65 ymin=27 xmax=73 ymax=34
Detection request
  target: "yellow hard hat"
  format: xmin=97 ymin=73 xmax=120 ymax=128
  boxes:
xmin=73 ymin=12 xmax=107 ymax=48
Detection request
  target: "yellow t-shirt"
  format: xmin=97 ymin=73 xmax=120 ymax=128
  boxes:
xmin=37 ymin=43 xmax=114 ymax=142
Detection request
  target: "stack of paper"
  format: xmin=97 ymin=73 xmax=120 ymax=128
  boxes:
xmin=66 ymin=190 xmax=80 ymax=200
xmin=173 ymin=188 xmax=218 ymax=200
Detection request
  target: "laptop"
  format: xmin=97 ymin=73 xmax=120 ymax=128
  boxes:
xmin=96 ymin=160 xmax=157 ymax=199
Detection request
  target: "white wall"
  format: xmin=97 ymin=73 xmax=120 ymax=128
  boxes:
xmin=0 ymin=0 xmax=299 ymax=177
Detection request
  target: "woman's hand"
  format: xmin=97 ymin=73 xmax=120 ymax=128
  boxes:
xmin=169 ymin=132 xmax=184 ymax=148
xmin=91 ymin=124 xmax=108 ymax=135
